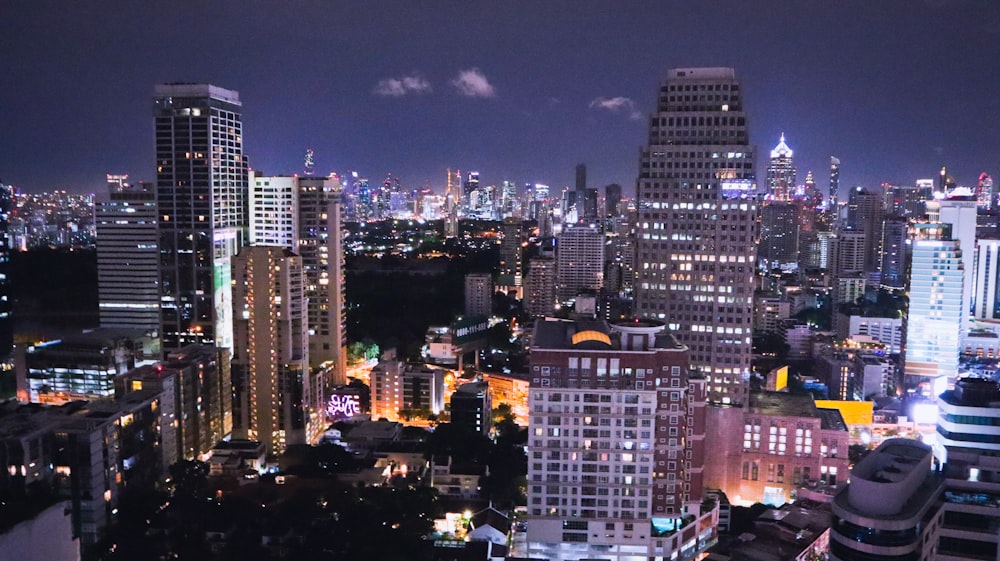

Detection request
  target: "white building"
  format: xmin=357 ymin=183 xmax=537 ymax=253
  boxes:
xmin=247 ymin=173 xmax=347 ymax=383
xmin=556 ymin=223 xmax=604 ymax=304
xmin=847 ymin=315 xmax=903 ymax=353
xmin=938 ymin=191 xmax=977 ymax=326
xmin=904 ymin=218 xmax=963 ymax=388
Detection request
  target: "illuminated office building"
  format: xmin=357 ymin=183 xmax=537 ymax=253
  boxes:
xmin=766 ymin=133 xmax=795 ymax=201
xmin=634 ymin=67 xmax=757 ymax=404
xmin=903 ymin=214 xmax=962 ymax=387
xmin=96 ymin=175 xmax=160 ymax=332
xmin=154 ymin=83 xmax=247 ymax=352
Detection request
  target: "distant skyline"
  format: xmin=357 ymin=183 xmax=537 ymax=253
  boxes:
xmin=3 ymin=1 xmax=1000 ymax=195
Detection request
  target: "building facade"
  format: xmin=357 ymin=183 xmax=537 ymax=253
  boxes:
xmin=634 ymin=67 xmax=757 ymax=405
xmin=96 ymin=175 xmax=160 ymax=332
xmin=155 ymin=83 xmax=247 ymax=352
xmin=247 ymin=173 xmax=346 ymax=382
xmin=526 ymin=318 xmax=713 ymax=561
xmin=231 ymin=246 xmax=317 ymax=455
xmin=904 ymin=219 xmax=963 ymax=386
xmin=525 ymin=257 xmax=557 ymax=317
xmin=556 ymin=223 xmax=604 ymax=304
xmin=464 ymin=273 xmax=493 ymax=317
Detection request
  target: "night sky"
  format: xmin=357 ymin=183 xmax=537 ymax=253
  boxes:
xmin=3 ymin=1 xmax=1000 ymax=196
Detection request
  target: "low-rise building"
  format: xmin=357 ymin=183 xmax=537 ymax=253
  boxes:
xmin=734 ymin=392 xmax=850 ymax=506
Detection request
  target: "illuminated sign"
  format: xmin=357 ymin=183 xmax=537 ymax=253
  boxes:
xmin=327 ymin=394 xmax=361 ymax=421
xmin=453 ymin=315 xmax=491 ymax=345
xmin=720 ymin=179 xmax=755 ymax=200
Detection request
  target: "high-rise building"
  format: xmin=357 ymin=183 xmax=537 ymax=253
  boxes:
xmin=525 ymin=257 xmax=556 ymax=317
xmin=154 ymin=84 xmax=247 ymax=353
xmin=832 ymin=391 xmax=1000 ymax=561
xmin=575 ymin=163 xmax=587 ymax=193
xmin=464 ymin=273 xmax=493 ymax=317
xmin=766 ymin=133 xmax=795 ymax=201
xmin=526 ymin=319 xmax=712 ymax=561
xmin=498 ymin=217 xmax=523 ymax=287
xmin=759 ymin=201 xmax=800 ymax=271
xmin=0 ymin=180 xmax=14 ymax=358
xmin=161 ymin=344 xmax=233 ymax=459
xmin=878 ymin=216 xmax=908 ymax=290
xmin=846 ymin=187 xmax=884 ymax=275
xmin=978 ymin=172 xmax=995 ymax=210
xmin=96 ymin=176 xmax=160 ymax=332
xmin=932 ymin=377 xmax=1000 ymax=561
xmin=463 ymin=171 xmax=480 ymax=213
xmin=635 ymin=67 xmax=757 ymax=404
xmin=605 ymin=183 xmax=622 ymax=217
xmin=249 ymin=174 xmax=297 ymax=246
xmin=247 ymin=173 xmax=346 ymax=382
xmin=582 ymin=188 xmax=599 ymax=222
xmin=370 ymin=360 xmax=405 ymax=422
xmin=556 ymin=223 xmax=604 ymax=304
xmin=297 ymin=176 xmax=346 ymax=380
xmin=828 ymin=156 xmax=840 ymax=209
xmin=231 ymin=246 xmax=314 ymax=455
xmin=904 ymin=214 xmax=963 ymax=388
xmin=973 ymin=238 xmax=1000 ymax=320
xmin=938 ymin=190 xmax=977 ymax=321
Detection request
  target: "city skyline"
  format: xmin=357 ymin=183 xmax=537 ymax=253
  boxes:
xmin=4 ymin=1 xmax=1000 ymax=195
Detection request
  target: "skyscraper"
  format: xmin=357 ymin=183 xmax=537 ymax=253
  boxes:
xmin=498 ymin=217 xmax=523 ymax=287
xmin=759 ymin=201 xmax=800 ymax=271
xmin=154 ymin=84 xmax=247 ymax=352
xmin=904 ymin=213 xmax=962 ymax=388
xmin=296 ymin=176 xmax=347 ymax=380
xmin=634 ymin=67 xmax=757 ymax=404
xmin=231 ymin=246 xmax=314 ymax=455
xmin=464 ymin=273 xmax=493 ymax=317
xmin=938 ymin=190 xmax=977 ymax=322
xmin=973 ymin=238 xmax=1000 ymax=321
xmin=829 ymin=156 xmax=841 ymax=209
xmin=766 ymin=133 xmax=795 ymax=201
xmin=0 ymin=180 xmax=14 ymax=358
xmin=96 ymin=175 xmax=160 ymax=332
xmin=846 ymin=186 xmax=884 ymax=275
xmin=556 ymin=223 xmax=604 ymax=304
xmin=247 ymin=173 xmax=346 ymax=382
xmin=878 ymin=216 xmax=908 ymax=290
xmin=605 ymin=183 xmax=622 ymax=217
xmin=524 ymin=257 xmax=556 ymax=317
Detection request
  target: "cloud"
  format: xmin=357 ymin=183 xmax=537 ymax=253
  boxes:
xmin=451 ymin=68 xmax=496 ymax=98
xmin=589 ymin=96 xmax=643 ymax=120
xmin=372 ymin=74 xmax=432 ymax=97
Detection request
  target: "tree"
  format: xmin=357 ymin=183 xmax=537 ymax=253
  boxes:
xmin=492 ymin=403 xmax=515 ymax=425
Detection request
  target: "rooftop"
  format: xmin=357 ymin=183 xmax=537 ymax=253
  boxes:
xmin=748 ymin=391 xmax=818 ymax=419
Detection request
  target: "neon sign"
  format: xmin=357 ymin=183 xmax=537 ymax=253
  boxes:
xmin=327 ymin=394 xmax=361 ymax=420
